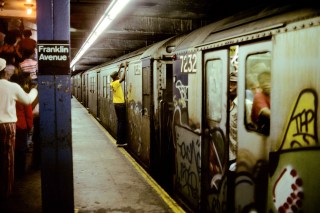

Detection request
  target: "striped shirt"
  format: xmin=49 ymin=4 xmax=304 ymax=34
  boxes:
xmin=19 ymin=59 xmax=38 ymax=80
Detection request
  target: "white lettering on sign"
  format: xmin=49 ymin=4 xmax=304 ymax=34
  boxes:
xmin=38 ymin=45 xmax=69 ymax=61
xmin=38 ymin=45 xmax=69 ymax=53
xmin=179 ymin=54 xmax=197 ymax=73
xmin=39 ymin=54 xmax=68 ymax=60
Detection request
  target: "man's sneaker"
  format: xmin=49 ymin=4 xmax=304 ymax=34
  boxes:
xmin=117 ymin=143 xmax=127 ymax=147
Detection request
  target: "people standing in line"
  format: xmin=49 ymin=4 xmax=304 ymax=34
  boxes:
xmin=0 ymin=58 xmax=38 ymax=198
xmin=110 ymin=62 xmax=128 ymax=147
xmin=19 ymin=46 xmax=39 ymax=169
xmin=17 ymin=29 xmax=37 ymax=61
xmin=10 ymin=72 xmax=34 ymax=178
xmin=0 ymin=30 xmax=19 ymax=66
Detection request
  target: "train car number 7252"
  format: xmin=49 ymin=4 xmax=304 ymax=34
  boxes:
xmin=180 ymin=54 xmax=197 ymax=73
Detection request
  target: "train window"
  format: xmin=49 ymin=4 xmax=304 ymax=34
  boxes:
xmin=90 ymin=76 xmax=95 ymax=93
xmin=107 ymin=75 xmax=111 ymax=100
xmin=245 ymin=52 xmax=271 ymax=135
xmin=142 ymin=66 xmax=151 ymax=116
xmin=206 ymin=59 xmax=222 ymax=122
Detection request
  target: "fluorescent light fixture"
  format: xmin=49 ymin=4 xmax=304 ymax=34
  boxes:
xmin=70 ymin=0 xmax=132 ymax=69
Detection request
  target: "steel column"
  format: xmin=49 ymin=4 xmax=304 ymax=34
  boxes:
xmin=36 ymin=0 xmax=74 ymax=212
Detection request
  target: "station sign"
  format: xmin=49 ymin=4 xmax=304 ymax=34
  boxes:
xmin=37 ymin=40 xmax=70 ymax=75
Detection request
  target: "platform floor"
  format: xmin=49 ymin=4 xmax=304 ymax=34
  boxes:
xmin=0 ymin=97 xmax=185 ymax=213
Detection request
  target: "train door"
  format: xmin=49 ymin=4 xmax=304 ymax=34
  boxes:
xmin=157 ymin=63 xmax=174 ymax=190
xmin=97 ymin=71 xmax=100 ymax=120
xmin=82 ymin=74 xmax=86 ymax=106
xmin=82 ymin=73 xmax=88 ymax=108
xmin=203 ymin=49 xmax=229 ymax=212
xmin=236 ymin=41 xmax=272 ymax=212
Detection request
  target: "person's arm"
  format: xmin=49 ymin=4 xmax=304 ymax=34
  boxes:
xmin=15 ymin=83 xmax=38 ymax=105
xmin=259 ymin=107 xmax=270 ymax=119
xmin=117 ymin=63 xmax=123 ymax=77
xmin=119 ymin=62 xmax=128 ymax=83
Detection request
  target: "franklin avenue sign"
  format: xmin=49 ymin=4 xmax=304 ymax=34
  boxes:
xmin=38 ymin=40 xmax=70 ymax=75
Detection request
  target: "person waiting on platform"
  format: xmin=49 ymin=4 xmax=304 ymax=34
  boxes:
xmin=19 ymin=48 xmax=38 ymax=84
xmin=0 ymin=58 xmax=38 ymax=198
xmin=17 ymin=29 xmax=37 ymax=60
xmin=10 ymin=72 xmax=34 ymax=178
xmin=110 ymin=62 xmax=128 ymax=147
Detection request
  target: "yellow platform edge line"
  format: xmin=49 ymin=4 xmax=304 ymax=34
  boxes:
xmin=88 ymin=114 xmax=186 ymax=213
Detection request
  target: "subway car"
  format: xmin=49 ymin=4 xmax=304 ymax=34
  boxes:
xmin=72 ymin=4 xmax=320 ymax=213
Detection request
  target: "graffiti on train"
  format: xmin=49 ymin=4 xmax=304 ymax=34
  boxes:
xmin=268 ymin=89 xmax=319 ymax=213
xmin=207 ymin=128 xmax=228 ymax=213
xmin=174 ymin=125 xmax=201 ymax=206
xmin=279 ymin=89 xmax=318 ymax=150
xmin=127 ymin=101 xmax=143 ymax=156
xmin=208 ymin=128 xmax=228 ymax=192
xmin=174 ymin=80 xmax=189 ymax=113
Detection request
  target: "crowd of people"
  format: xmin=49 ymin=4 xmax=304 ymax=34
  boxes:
xmin=0 ymin=27 xmax=39 ymax=200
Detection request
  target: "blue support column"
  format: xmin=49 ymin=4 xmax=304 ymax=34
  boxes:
xmin=36 ymin=0 xmax=74 ymax=212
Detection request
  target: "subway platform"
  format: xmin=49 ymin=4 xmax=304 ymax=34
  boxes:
xmin=0 ymin=97 xmax=185 ymax=213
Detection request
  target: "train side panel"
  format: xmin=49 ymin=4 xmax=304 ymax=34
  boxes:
xmin=98 ymin=66 xmax=118 ymax=136
xmin=81 ymin=71 xmax=89 ymax=108
xmin=266 ymin=22 xmax=320 ymax=213
xmin=126 ymin=59 xmax=152 ymax=168
xmin=71 ymin=74 xmax=81 ymax=100
xmin=172 ymin=51 xmax=203 ymax=210
xmin=86 ymin=69 xmax=98 ymax=117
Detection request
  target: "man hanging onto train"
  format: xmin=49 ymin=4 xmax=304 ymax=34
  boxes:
xmin=110 ymin=62 xmax=128 ymax=147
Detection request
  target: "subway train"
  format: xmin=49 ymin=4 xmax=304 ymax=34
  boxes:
xmin=71 ymin=4 xmax=320 ymax=213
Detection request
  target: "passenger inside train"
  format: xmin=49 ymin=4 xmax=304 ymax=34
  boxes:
xmin=229 ymin=71 xmax=238 ymax=172
xmin=251 ymin=70 xmax=271 ymax=135
xmin=245 ymin=74 xmax=260 ymax=129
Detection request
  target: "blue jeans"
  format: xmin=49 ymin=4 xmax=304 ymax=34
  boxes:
xmin=114 ymin=103 xmax=126 ymax=144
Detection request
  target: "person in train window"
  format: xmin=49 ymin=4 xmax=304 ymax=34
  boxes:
xmin=245 ymin=74 xmax=261 ymax=129
xmin=251 ymin=71 xmax=271 ymax=135
xmin=0 ymin=58 xmax=38 ymax=198
xmin=110 ymin=62 xmax=128 ymax=147
xmin=229 ymin=71 xmax=238 ymax=172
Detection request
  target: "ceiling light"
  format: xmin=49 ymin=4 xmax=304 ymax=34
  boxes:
xmin=70 ymin=0 xmax=132 ymax=69
xmin=24 ymin=0 xmax=34 ymax=15
xmin=0 ymin=1 xmax=4 ymax=11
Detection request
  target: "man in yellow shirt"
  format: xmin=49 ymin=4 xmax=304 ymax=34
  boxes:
xmin=110 ymin=62 xmax=127 ymax=147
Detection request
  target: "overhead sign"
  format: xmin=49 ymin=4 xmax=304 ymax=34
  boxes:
xmin=37 ymin=40 xmax=70 ymax=75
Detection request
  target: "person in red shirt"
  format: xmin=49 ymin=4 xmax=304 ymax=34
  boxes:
xmin=10 ymin=72 xmax=34 ymax=177
xmin=251 ymin=71 xmax=271 ymax=135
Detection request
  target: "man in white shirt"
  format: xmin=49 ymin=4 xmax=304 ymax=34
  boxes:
xmin=0 ymin=58 xmax=38 ymax=198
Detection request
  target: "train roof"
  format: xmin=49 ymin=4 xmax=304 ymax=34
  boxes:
xmin=140 ymin=33 xmax=188 ymax=60
xmin=173 ymin=3 xmax=320 ymax=54
xmin=76 ymin=33 xmax=189 ymax=75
